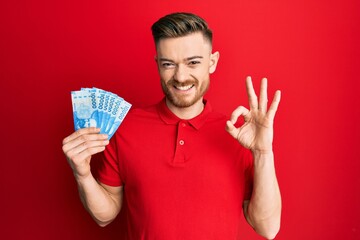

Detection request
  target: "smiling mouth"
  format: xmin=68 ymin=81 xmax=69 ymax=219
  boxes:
xmin=174 ymin=84 xmax=195 ymax=91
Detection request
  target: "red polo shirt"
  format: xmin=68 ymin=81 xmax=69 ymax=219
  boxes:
xmin=97 ymin=98 xmax=254 ymax=240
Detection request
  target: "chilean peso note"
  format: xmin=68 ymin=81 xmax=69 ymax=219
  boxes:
xmin=71 ymin=87 xmax=131 ymax=140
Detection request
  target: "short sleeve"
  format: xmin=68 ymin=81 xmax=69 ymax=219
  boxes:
xmin=95 ymin=134 xmax=124 ymax=187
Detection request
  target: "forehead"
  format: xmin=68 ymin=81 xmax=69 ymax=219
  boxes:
xmin=156 ymin=32 xmax=211 ymax=59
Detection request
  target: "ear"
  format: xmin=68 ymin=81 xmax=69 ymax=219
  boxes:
xmin=209 ymin=51 xmax=220 ymax=74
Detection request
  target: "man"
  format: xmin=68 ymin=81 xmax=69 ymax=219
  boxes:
xmin=62 ymin=12 xmax=281 ymax=239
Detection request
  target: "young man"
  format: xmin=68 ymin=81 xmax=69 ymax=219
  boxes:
xmin=62 ymin=12 xmax=281 ymax=239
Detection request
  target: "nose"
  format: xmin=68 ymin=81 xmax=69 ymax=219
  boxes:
xmin=174 ymin=64 xmax=188 ymax=82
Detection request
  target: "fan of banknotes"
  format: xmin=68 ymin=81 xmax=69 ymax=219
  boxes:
xmin=71 ymin=87 xmax=131 ymax=139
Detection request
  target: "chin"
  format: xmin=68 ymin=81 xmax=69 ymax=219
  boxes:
xmin=162 ymin=83 xmax=208 ymax=109
xmin=168 ymin=95 xmax=202 ymax=108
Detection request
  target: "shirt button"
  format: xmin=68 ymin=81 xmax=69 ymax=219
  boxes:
xmin=181 ymin=123 xmax=186 ymax=127
xmin=179 ymin=140 xmax=185 ymax=145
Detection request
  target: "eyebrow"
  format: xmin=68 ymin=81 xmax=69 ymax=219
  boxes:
xmin=159 ymin=56 xmax=204 ymax=62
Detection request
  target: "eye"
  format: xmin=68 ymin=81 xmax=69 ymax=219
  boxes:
xmin=188 ymin=60 xmax=201 ymax=66
xmin=161 ymin=62 xmax=175 ymax=69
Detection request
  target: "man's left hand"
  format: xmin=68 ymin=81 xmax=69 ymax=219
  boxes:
xmin=226 ymin=76 xmax=281 ymax=153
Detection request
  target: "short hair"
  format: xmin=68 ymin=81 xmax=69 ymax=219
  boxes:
xmin=151 ymin=12 xmax=213 ymax=47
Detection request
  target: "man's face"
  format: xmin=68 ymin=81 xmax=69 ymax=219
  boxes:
xmin=156 ymin=32 xmax=219 ymax=109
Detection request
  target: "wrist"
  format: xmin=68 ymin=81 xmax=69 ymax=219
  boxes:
xmin=252 ymin=150 xmax=274 ymax=167
xmin=251 ymin=148 xmax=273 ymax=156
xmin=74 ymin=171 xmax=93 ymax=184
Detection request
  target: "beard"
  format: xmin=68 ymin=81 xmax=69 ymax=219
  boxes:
xmin=161 ymin=77 xmax=209 ymax=108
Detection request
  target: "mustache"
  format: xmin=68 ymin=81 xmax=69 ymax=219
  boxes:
xmin=167 ymin=79 xmax=198 ymax=87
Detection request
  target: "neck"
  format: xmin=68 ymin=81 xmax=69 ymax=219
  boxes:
xmin=165 ymin=98 xmax=204 ymax=120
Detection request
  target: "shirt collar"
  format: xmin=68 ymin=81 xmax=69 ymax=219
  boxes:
xmin=157 ymin=98 xmax=212 ymax=130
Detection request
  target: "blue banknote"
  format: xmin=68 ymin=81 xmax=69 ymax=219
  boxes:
xmin=71 ymin=87 xmax=131 ymax=139
xmin=71 ymin=91 xmax=99 ymax=130
xmin=104 ymin=96 xmax=123 ymax=133
xmin=107 ymin=100 xmax=132 ymax=139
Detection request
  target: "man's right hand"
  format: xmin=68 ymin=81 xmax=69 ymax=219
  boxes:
xmin=62 ymin=127 xmax=109 ymax=179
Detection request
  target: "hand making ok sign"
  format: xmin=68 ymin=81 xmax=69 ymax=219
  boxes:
xmin=226 ymin=76 xmax=281 ymax=153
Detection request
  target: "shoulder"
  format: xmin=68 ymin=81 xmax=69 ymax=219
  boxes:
xmin=207 ymin=111 xmax=228 ymax=121
xmin=202 ymin=100 xmax=230 ymax=124
xmin=204 ymin=110 xmax=229 ymax=127
xmin=113 ymin=102 xmax=160 ymax=136
xmin=125 ymin=103 xmax=158 ymax=121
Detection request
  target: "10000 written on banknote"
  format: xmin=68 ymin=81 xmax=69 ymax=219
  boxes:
xmin=71 ymin=87 xmax=131 ymax=139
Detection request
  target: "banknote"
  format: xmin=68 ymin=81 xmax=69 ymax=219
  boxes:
xmin=71 ymin=87 xmax=131 ymax=139
xmin=104 ymin=96 xmax=123 ymax=133
xmin=71 ymin=90 xmax=99 ymax=130
xmin=107 ymin=99 xmax=132 ymax=138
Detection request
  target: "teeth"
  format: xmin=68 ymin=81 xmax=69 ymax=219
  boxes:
xmin=175 ymin=85 xmax=193 ymax=91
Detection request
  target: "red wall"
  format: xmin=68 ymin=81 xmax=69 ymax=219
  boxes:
xmin=1 ymin=1 xmax=359 ymax=239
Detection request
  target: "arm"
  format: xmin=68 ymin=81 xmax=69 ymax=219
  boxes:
xmin=62 ymin=127 xmax=123 ymax=226
xmin=243 ymin=151 xmax=281 ymax=239
xmin=226 ymin=77 xmax=282 ymax=239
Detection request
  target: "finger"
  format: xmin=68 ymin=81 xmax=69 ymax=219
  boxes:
xmin=70 ymin=146 xmax=107 ymax=164
xmin=63 ymin=127 xmax=101 ymax=145
xmin=226 ymin=120 xmax=238 ymax=139
xmin=267 ymin=90 xmax=281 ymax=120
xmin=246 ymin=76 xmax=258 ymax=110
xmin=62 ymin=132 xmax=108 ymax=153
xmin=66 ymin=138 xmax=109 ymax=157
xmin=229 ymin=106 xmax=250 ymax=124
xmin=259 ymin=77 xmax=268 ymax=113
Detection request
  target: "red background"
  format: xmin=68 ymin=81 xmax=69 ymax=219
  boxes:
xmin=1 ymin=0 xmax=359 ymax=239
